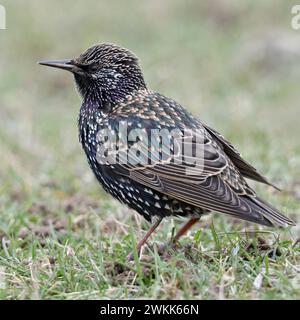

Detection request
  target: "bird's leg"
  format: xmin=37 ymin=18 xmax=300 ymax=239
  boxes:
xmin=173 ymin=217 xmax=200 ymax=242
xmin=156 ymin=217 xmax=200 ymax=254
xmin=127 ymin=218 xmax=162 ymax=261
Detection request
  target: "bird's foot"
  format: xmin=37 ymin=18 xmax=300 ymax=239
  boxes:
xmin=156 ymin=241 xmax=181 ymax=255
xmin=126 ymin=250 xmax=140 ymax=262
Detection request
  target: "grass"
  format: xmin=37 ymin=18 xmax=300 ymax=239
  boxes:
xmin=0 ymin=0 xmax=300 ymax=299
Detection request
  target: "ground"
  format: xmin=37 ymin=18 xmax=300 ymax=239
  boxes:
xmin=0 ymin=0 xmax=299 ymax=299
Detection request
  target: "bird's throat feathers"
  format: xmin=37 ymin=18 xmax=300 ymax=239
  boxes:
xmin=74 ymin=71 xmax=147 ymax=114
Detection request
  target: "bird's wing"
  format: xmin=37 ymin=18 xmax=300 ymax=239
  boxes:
xmin=202 ymin=122 xmax=280 ymax=190
xmin=103 ymin=121 xmax=293 ymax=226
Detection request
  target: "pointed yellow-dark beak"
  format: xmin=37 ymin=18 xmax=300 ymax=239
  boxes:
xmin=38 ymin=59 xmax=84 ymax=74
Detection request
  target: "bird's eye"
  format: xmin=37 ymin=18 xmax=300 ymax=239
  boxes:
xmin=89 ymin=64 xmax=99 ymax=72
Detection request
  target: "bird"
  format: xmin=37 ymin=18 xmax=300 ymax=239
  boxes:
xmin=39 ymin=43 xmax=295 ymax=257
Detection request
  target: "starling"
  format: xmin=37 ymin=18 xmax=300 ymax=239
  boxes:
xmin=39 ymin=43 xmax=295 ymax=256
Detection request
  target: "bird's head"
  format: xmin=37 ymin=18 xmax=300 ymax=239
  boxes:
xmin=39 ymin=43 xmax=147 ymax=108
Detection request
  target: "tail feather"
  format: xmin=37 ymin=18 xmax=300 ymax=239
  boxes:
xmin=243 ymin=196 xmax=296 ymax=227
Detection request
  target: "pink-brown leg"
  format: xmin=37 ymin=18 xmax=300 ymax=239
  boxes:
xmin=173 ymin=217 xmax=200 ymax=241
xmin=127 ymin=218 xmax=162 ymax=260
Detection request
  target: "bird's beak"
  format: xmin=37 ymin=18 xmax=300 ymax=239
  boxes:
xmin=38 ymin=59 xmax=84 ymax=74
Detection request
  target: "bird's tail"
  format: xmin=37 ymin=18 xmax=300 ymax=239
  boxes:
xmin=243 ymin=196 xmax=296 ymax=227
